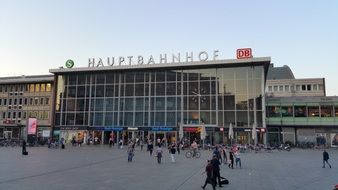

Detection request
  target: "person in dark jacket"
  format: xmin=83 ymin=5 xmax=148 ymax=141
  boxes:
xmin=22 ymin=139 xmax=27 ymax=155
xmin=228 ymin=151 xmax=234 ymax=169
xmin=211 ymin=155 xmax=222 ymax=187
xmin=201 ymin=160 xmax=216 ymax=190
xmin=323 ymin=150 xmax=332 ymax=168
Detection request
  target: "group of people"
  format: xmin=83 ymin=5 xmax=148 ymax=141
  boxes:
xmin=201 ymin=145 xmax=242 ymax=189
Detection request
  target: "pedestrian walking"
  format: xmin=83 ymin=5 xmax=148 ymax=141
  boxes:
xmin=109 ymin=137 xmax=113 ymax=148
xmin=149 ymin=140 xmax=154 ymax=156
xmin=228 ymin=151 xmax=234 ymax=169
xmin=235 ymin=150 xmax=242 ymax=168
xmin=169 ymin=143 xmax=176 ymax=163
xmin=323 ymin=149 xmax=332 ymax=168
xmin=176 ymin=142 xmax=181 ymax=155
xmin=156 ymin=145 xmax=163 ymax=164
xmin=201 ymin=160 xmax=216 ymax=190
xmin=211 ymin=155 xmax=222 ymax=187
xmin=222 ymin=146 xmax=228 ymax=165
xmin=127 ymin=144 xmax=135 ymax=162
xmin=22 ymin=139 xmax=27 ymax=155
xmin=119 ymin=139 xmax=123 ymax=149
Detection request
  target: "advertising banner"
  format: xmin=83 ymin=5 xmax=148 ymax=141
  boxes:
xmin=27 ymin=118 xmax=37 ymax=135
xmin=331 ymin=134 xmax=338 ymax=147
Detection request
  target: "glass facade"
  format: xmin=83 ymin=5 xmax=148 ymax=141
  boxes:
xmin=55 ymin=67 xmax=265 ymax=129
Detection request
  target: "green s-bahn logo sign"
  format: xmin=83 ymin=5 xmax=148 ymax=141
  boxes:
xmin=65 ymin=59 xmax=74 ymax=68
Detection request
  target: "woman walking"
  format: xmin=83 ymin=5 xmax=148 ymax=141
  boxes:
xmin=156 ymin=145 xmax=163 ymax=164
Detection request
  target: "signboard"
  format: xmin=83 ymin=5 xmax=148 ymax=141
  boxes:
xmin=152 ymin=127 xmax=174 ymax=131
xmin=27 ymin=118 xmax=37 ymax=135
xmin=65 ymin=59 xmax=74 ymax=68
xmin=237 ymin=48 xmax=252 ymax=59
xmin=183 ymin=127 xmax=198 ymax=132
xmin=331 ymin=134 xmax=338 ymax=147
xmin=42 ymin=130 xmax=50 ymax=137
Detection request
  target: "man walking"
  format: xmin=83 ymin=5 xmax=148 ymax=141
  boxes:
xmin=323 ymin=149 xmax=332 ymax=168
xmin=201 ymin=160 xmax=216 ymax=190
xmin=211 ymin=155 xmax=222 ymax=187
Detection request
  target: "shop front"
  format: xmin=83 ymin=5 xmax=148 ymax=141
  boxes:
xmin=59 ymin=126 xmax=88 ymax=144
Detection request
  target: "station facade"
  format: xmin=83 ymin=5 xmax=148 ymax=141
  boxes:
xmin=50 ymin=57 xmax=270 ymax=145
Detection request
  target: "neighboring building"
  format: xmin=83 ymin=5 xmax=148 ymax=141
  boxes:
xmin=266 ymin=96 xmax=338 ymax=147
xmin=0 ymin=75 xmax=54 ymax=140
xmin=50 ymin=57 xmax=271 ymax=145
xmin=266 ymin=65 xmax=325 ymax=97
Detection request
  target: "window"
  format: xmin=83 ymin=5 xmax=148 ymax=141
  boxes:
xmin=4 ymin=99 xmax=7 ymax=106
xmin=321 ymin=106 xmax=333 ymax=117
xmin=335 ymin=106 xmax=338 ymax=117
xmin=35 ymin=84 xmax=40 ymax=92
xmin=23 ymin=112 xmax=26 ymax=119
xmin=2 ymin=112 xmax=5 ymax=119
xmin=291 ymin=85 xmax=295 ymax=92
xmin=307 ymin=85 xmax=312 ymax=91
xmin=273 ymin=86 xmax=278 ymax=92
xmin=308 ymin=106 xmax=319 ymax=117
xmin=313 ymin=84 xmax=318 ymax=91
xmin=9 ymin=99 xmax=12 ymax=105
xmin=279 ymin=85 xmax=283 ymax=92
xmin=267 ymin=106 xmax=281 ymax=117
xmin=7 ymin=112 xmax=11 ymax=118
xmin=46 ymin=83 xmax=51 ymax=92
xmin=296 ymin=85 xmax=300 ymax=91
xmin=20 ymin=85 xmax=24 ymax=91
xmin=46 ymin=98 xmax=50 ymax=105
xmin=295 ymin=106 xmax=307 ymax=117
xmin=13 ymin=112 xmax=16 ymax=119
xmin=301 ymin=85 xmax=306 ymax=91
xmin=281 ymin=106 xmax=293 ymax=117
xmin=34 ymin=98 xmax=39 ymax=105
xmin=14 ymin=99 xmax=17 ymax=105
xmin=284 ymin=85 xmax=289 ymax=92
xmin=19 ymin=98 xmax=22 ymax=105
xmin=40 ymin=98 xmax=44 ymax=105
xmin=29 ymin=84 xmax=35 ymax=92
xmin=24 ymin=98 xmax=28 ymax=105
xmin=30 ymin=98 xmax=33 ymax=105
xmin=25 ymin=84 xmax=29 ymax=92
xmin=268 ymin=86 xmax=272 ymax=92
xmin=40 ymin=84 xmax=46 ymax=92
xmin=0 ymin=86 xmax=2 ymax=93
xmin=0 ymin=99 xmax=2 ymax=106
xmin=319 ymin=84 xmax=324 ymax=91
xmin=18 ymin=112 xmax=22 ymax=119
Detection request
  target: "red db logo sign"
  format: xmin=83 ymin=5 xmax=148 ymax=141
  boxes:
xmin=237 ymin=48 xmax=252 ymax=59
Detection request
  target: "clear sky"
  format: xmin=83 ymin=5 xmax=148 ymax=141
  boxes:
xmin=1 ymin=1 xmax=337 ymax=95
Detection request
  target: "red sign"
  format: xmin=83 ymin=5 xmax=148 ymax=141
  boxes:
xmin=184 ymin=127 xmax=198 ymax=132
xmin=220 ymin=127 xmax=224 ymax=132
xmin=237 ymin=48 xmax=252 ymax=59
xmin=260 ymin=128 xmax=266 ymax=133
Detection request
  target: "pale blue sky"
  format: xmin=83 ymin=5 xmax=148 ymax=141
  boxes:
xmin=1 ymin=1 xmax=337 ymax=95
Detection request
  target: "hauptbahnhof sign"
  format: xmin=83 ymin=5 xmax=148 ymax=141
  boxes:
xmin=88 ymin=50 xmax=221 ymax=67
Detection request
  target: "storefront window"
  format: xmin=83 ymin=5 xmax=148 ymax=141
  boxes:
xmin=281 ymin=106 xmax=293 ymax=117
xmin=321 ymin=106 xmax=333 ymax=117
xmin=294 ymin=106 xmax=307 ymax=117
xmin=267 ymin=106 xmax=281 ymax=117
xmin=335 ymin=106 xmax=338 ymax=117
xmin=308 ymin=106 xmax=319 ymax=117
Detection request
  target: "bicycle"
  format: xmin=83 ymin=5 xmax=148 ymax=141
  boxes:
xmin=185 ymin=149 xmax=201 ymax=158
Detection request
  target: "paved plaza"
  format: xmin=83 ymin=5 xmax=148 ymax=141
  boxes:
xmin=0 ymin=145 xmax=338 ymax=190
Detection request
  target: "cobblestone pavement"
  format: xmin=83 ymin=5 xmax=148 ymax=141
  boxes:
xmin=0 ymin=145 xmax=337 ymax=190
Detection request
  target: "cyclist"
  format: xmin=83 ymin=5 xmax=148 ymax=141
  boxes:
xmin=191 ymin=140 xmax=198 ymax=156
